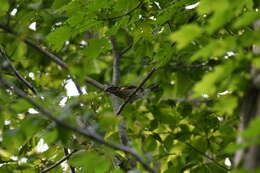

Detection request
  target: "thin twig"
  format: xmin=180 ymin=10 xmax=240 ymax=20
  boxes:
xmin=63 ymin=148 xmax=76 ymax=173
xmin=0 ymin=77 xmax=157 ymax=173
xmin=116 ymin=68 xmax=157 ymax=115
xmin=98 ymin=1 xmax=143 ymax=21
xmin=167 ymin=21 xmax=173 ymax=32
xmin=160 ymin=98 xmax=212 ymax=104
xmin=120 ymin=44 xmax=133 ymax=56
xmin=0 ymin=24 xmax=17 ymax=35
xmin=184 ymin=142 xmax=231 ymax=171
xmin=0 ymin=46 xmax=39 ymax=95
xmin=41 ymin=150 xmax=77 ymax=173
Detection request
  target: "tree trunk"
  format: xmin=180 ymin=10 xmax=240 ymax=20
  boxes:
xmin=234 ymin=19 xmax=260 ymax=169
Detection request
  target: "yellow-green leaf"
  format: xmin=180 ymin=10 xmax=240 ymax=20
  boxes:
xmin=170 ymin=24 xmax=202 ymax=49
xmin=0 ymin=0 xmax=9 ymax=16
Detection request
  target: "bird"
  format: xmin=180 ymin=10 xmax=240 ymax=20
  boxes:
xmin=104 ymin=84 xmax=159 ymax=102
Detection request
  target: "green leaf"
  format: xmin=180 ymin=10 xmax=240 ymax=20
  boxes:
xmin=52 ymin=0 xmax=70 ymax=8
xmin=58 ymin=1 xmax=83 ymax=15
xmin=174 ymin=71 xmax=193 ymax=97
xmin=111 ymin=169 xmax=124 ymax=173
xmin=99 ymin=114 xmax=119 ymax=131
xmin=176 ymin=102 xmax=192 ymax=117
xmin=0 ymin=0 xmax=9 ymax=16
xmin=156 ymin=7 xmax=174 ymax=25
xmin=214 ymin=95 xmax=238 ymax=115
xmin=165 ymin=157 xmax=183 ymax=173
xmin=20 ymin=116 xmax=46 ymax=141
xmin=11 ymin=99 xmax=31 ymax=113
xmin=170 ymin=24 xmax=202 ymax=49
xmin=191 ymin=37 xmax=236 ymax=61
xmin=233 ymin=11 xmax=260 ymax=29
xmin=225 ymin=143 xmax=249 ymax=153
xmin=242 ymin=116 xmax=260 ymax=139
xmin=164 ymin=134 xmax=174 ymax=151
xmin=87 ymin=0 xmax=111 ymax=12
xmin=143 ymin=136 xmax=157 ymax=151
xmin=153 ymin=42 xmax=173 ymax=67
xmin=12 ymin=42 xmax=27 ymax=60
xmin=66 ymin=12 xmax=85 ymax=27
xmin=207 ymin=9 xmax=234 ymax=34
xmin=252 ymin=57 xmax=260 ymax=68
xmin=198 ymin=0 xmax=229 ymax=14
xmin=69 ymin=151 xmax=111 ymax=173
xmin=193 ymin=62 xmax=234 ymax=96
xmin=57 ymin=126 xmax=73 ymax=145
xmin=3 ymin=129 xmax=25 ymax=152
xmin=82 ymin=38 xmax=109 ymax=59
xmin=42 ymin=129 xmax=58 ymax=145
xmin=47 ymin=26 xmax=72 ymax=51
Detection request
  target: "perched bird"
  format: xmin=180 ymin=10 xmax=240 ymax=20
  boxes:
xmin=105 ymin=84 xmax=159 ymax=101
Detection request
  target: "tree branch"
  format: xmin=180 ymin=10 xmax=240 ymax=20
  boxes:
xmin=63 ymin=148 xmax=76 ymax=173
xmin=110 ymin=36 xmax=134 ymax=169
xmin=0 ymin=76 xmax=157 ymax=173
xmin=120 ymin=44 xmax=132 ymax=56
xmin=0 ymin=46 xmax=38 ymax=95
xmin=0 ymin=24 xmax=83 ymax=95
xmin=116 ymin=68 xmax=157 ymax=115
xmin=0 ymin=24 xmax=67 ymax=69
xmin=85 ymin=76 xmax=107 ymax=91
xmin=110 ymin=36 xmax=121 ymax=86
xmin=110 ymin=36 xmax=121 ymax=112
xmin=41 ymin=150 xmax=77 ymax=173
xmin=0 ymin=27 xmax=81 ymax=171
xmin=160 ymin=98 xmax=213 ymax=104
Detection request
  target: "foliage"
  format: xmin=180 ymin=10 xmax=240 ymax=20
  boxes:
xmin=0 ymin=0 xmax=259 ymax=172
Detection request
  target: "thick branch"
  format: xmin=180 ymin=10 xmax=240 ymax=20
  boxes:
xmin=41 ymin=150 xmax=77 ymax=173
xmin=110 ymin=36 xmax=121 ymax=86
xmin=0 ymin=77 xmax=157 ymax=173
xmin=110 ymin=37 xmax=131 ymax=165
xmin=85 ymin=76 xmax=106 ymax=91
xmin=160 ymin=98 xmax=212 ymax=104
xmin=23 ymin=39 xmax=68 ymax=69
xmin=110 ymin=36 xmax=121 ymax=113
xmin=234 ymin=19 xmax=260 ymax=170
xmin=116 ymin=68 xmax=157 ymax=115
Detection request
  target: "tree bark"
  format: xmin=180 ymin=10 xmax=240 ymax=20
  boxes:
xmin=234 ymin=19 xmax=260 ymax=170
